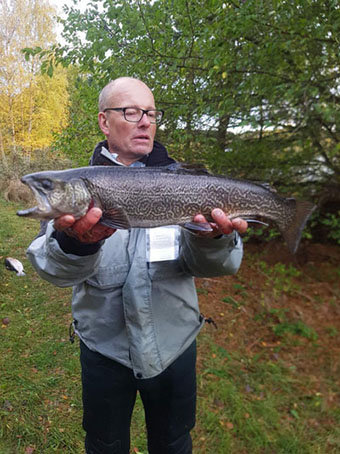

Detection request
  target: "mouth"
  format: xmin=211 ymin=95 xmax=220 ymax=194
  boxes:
xmin=17 ymin=180 xmax=53 ymax=218
xmin=132 ymin=135 xmax=150 ymax=141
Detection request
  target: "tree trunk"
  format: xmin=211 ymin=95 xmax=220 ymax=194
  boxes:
xmin=217 ymin=114 xmax=230 ymax=152
xmin=0 ymin=128 xmax=8 ymax=169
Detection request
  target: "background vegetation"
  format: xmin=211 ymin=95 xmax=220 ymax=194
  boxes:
xmin=0 ymin=0 xmax=69 ymax=161
xmin=0 ymin=1 xmax=340 ymax=452
xmin=1 ymin=0 xmax=340 ymax=243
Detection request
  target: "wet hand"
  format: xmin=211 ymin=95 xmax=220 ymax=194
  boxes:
xmin=54 ymin=207 xmax=116 ymax=243
xmin=193 ymin=208 xmax=248 ymax=239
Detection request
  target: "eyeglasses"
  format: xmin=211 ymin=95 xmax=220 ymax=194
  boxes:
xmin=103 ymin=107 xmax=164 ymax=124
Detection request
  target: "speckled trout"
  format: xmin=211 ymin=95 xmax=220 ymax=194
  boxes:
xmin=17 ymin=165 xmax=315 ymax=253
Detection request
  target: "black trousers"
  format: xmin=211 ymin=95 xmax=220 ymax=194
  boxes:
xmin=80 ymin=340 xmax=197 ymax=454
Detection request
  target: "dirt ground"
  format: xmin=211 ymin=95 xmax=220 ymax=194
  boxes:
xmin=195 ymin=240 xmax=340 ymax=402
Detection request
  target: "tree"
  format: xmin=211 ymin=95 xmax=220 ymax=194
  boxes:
xmin=49 ymin=0 xmax=339 ymax=206
xmin=52 ymin=69 xmax=104 ymax=166
xmin=0 ymin=0 xmax=69 ymax=163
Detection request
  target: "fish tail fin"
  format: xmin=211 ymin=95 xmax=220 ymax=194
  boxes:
xmin=278 ymin=199 xmax=316 ymax=254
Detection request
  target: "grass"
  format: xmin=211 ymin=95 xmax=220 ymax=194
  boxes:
xmin=195 ymin=335 xmax=340 ymax=453
xmin=1 ymin=197 xmax=340 ymax=453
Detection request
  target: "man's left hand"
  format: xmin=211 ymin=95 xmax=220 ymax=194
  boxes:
xmin=193 ymin=208 xmax=248 ymax=239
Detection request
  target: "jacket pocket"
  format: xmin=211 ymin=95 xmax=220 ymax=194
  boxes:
xmin=86 ymin=264 xmax=129 ymax=289
xmin=147 ymin=260 xmax=187 ymax=281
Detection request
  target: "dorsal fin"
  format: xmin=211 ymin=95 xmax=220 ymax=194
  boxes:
xmin=163 ymin=162 xmax=212 ymax=176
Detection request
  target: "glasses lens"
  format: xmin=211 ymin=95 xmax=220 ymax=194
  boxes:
xmin=124 ymin=108 xmax=143 ymax=122
xmin=153 ymin=110 xmax=164 ymax=124
xmin=124 ymin=108 xmax=163 ymax=123
xmin=144 ymin=110 xmax=163 ymax=124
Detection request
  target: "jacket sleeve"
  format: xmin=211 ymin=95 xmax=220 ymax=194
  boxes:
xmin=26 ymin=222 xmax=103 ymax=288
xmin=178 ymin=229 xmax=243 ymax=277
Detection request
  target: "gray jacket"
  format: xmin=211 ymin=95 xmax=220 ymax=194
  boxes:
xmin=27 ymin=222 xmax=243 ymax=379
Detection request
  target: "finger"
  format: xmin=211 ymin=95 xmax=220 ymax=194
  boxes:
xmin=193 ymin=214 xmax=207 ymax=223
xmin=231 ymin=218 xmax=248 ymax=234
xmin=211 ymin=209 xmax=233 ymax=234
xmin=54 ymin=214 xmax=76 ymax=231
xmin=91 ymin=224 xmax=116 ymax=238
xmin=78 ymin=226 xmax=116 ymax=243
xmin=72 ymin=207 xmax=103 ymax=235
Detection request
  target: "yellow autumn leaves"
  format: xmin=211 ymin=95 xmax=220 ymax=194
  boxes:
xmin=0 ymin=0 xmax=69 ymax=158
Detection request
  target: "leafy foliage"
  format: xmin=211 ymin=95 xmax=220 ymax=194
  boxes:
xmin=0 ymin=0 xmax=69 ymax=162
xmin=21 ymin=0 xmax=340 ymax=242
xmin=51 ymin=69 xmax=103 ymax=166
xmin=50 ymin=1 xmax=340 ymax=184
xmin=320 ymin=210 xmax=340 ymax=244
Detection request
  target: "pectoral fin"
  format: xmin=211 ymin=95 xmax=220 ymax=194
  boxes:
xmin=100 ymin=208 xmax=131 ymax=229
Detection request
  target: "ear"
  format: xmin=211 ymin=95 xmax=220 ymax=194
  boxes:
xmin=98 ymin=112 xmax=109 ymax=135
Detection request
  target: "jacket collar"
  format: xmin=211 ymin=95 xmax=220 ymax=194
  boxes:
xmin=90 ymin=139 xmax=176 ymax=167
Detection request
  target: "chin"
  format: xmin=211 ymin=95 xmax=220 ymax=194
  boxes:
xmin=133 ymin=147 xmax=152 ymax=157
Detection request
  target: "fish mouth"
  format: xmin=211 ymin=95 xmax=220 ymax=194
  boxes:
xmin=17 ymin=179 xmax=53 ymax=219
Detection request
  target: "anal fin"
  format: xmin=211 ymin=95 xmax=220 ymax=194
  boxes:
xmin=182 ymin=221 xmax=213 ymax=232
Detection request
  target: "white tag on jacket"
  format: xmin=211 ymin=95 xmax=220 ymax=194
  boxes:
xmin=146 ymin=226 xmax=180 ymax=262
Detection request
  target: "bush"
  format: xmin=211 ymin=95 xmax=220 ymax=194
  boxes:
xmin=320 ymin=211 xmax=340 ymax=245
xmin=0 ymin=149 xmax=72 ymax=204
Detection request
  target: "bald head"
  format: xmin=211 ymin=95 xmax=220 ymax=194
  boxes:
xmin=98 ymin=77 xmax=154 ymax=112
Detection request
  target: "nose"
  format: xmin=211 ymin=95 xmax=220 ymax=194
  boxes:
xmin=138 ymin=111 xmax=151 ymax=127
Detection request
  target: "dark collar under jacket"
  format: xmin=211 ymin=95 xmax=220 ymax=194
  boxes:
xmin=90 ymin=140 xmax=176 ymax=168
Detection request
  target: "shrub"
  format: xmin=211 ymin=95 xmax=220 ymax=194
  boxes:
xmin=0 ymin=149 xmax=72 ymax=204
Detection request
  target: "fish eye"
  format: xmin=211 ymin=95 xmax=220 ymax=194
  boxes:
xmin=40 ymin=179 xmax=53 ymax=190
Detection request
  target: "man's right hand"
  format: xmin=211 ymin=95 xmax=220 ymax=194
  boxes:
xmin=54 ymin=207 xmax=116 ymax=243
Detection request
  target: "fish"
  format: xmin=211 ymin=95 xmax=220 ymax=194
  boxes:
xmin=5 ymin=257 xmax=25 ymax=276
xmin=17 ymin=165 xmax=316 ymax=253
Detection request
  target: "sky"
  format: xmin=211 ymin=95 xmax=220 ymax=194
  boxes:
xmin=51 ymin=0 xmax=89 ymax=16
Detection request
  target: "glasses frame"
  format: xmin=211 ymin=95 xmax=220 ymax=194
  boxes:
xmin=103 ymin=107 xmax=164 ymax=124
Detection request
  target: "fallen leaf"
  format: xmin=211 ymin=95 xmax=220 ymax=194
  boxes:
xmin=25 ymin=446 xmax=35 ymax=454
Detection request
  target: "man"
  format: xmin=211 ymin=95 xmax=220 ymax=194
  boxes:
xmin=27 ymin=77 xmax=248 ymax=454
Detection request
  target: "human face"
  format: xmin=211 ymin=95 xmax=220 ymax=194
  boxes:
xmin=98 ymin=80 xmax=157 ymax=166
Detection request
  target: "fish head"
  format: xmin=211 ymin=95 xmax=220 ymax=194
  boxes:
xmin=17 ymin=171 xmax=92 ymax=220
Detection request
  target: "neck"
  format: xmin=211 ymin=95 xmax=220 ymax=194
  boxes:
xmin=115 ymin=154 xmax=140 ymax=166
xmin=106 ymin=145 xmax=140 ymax=166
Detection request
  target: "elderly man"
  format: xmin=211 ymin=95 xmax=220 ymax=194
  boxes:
xmin=27 ymin=77 xmax=247 ymax=454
